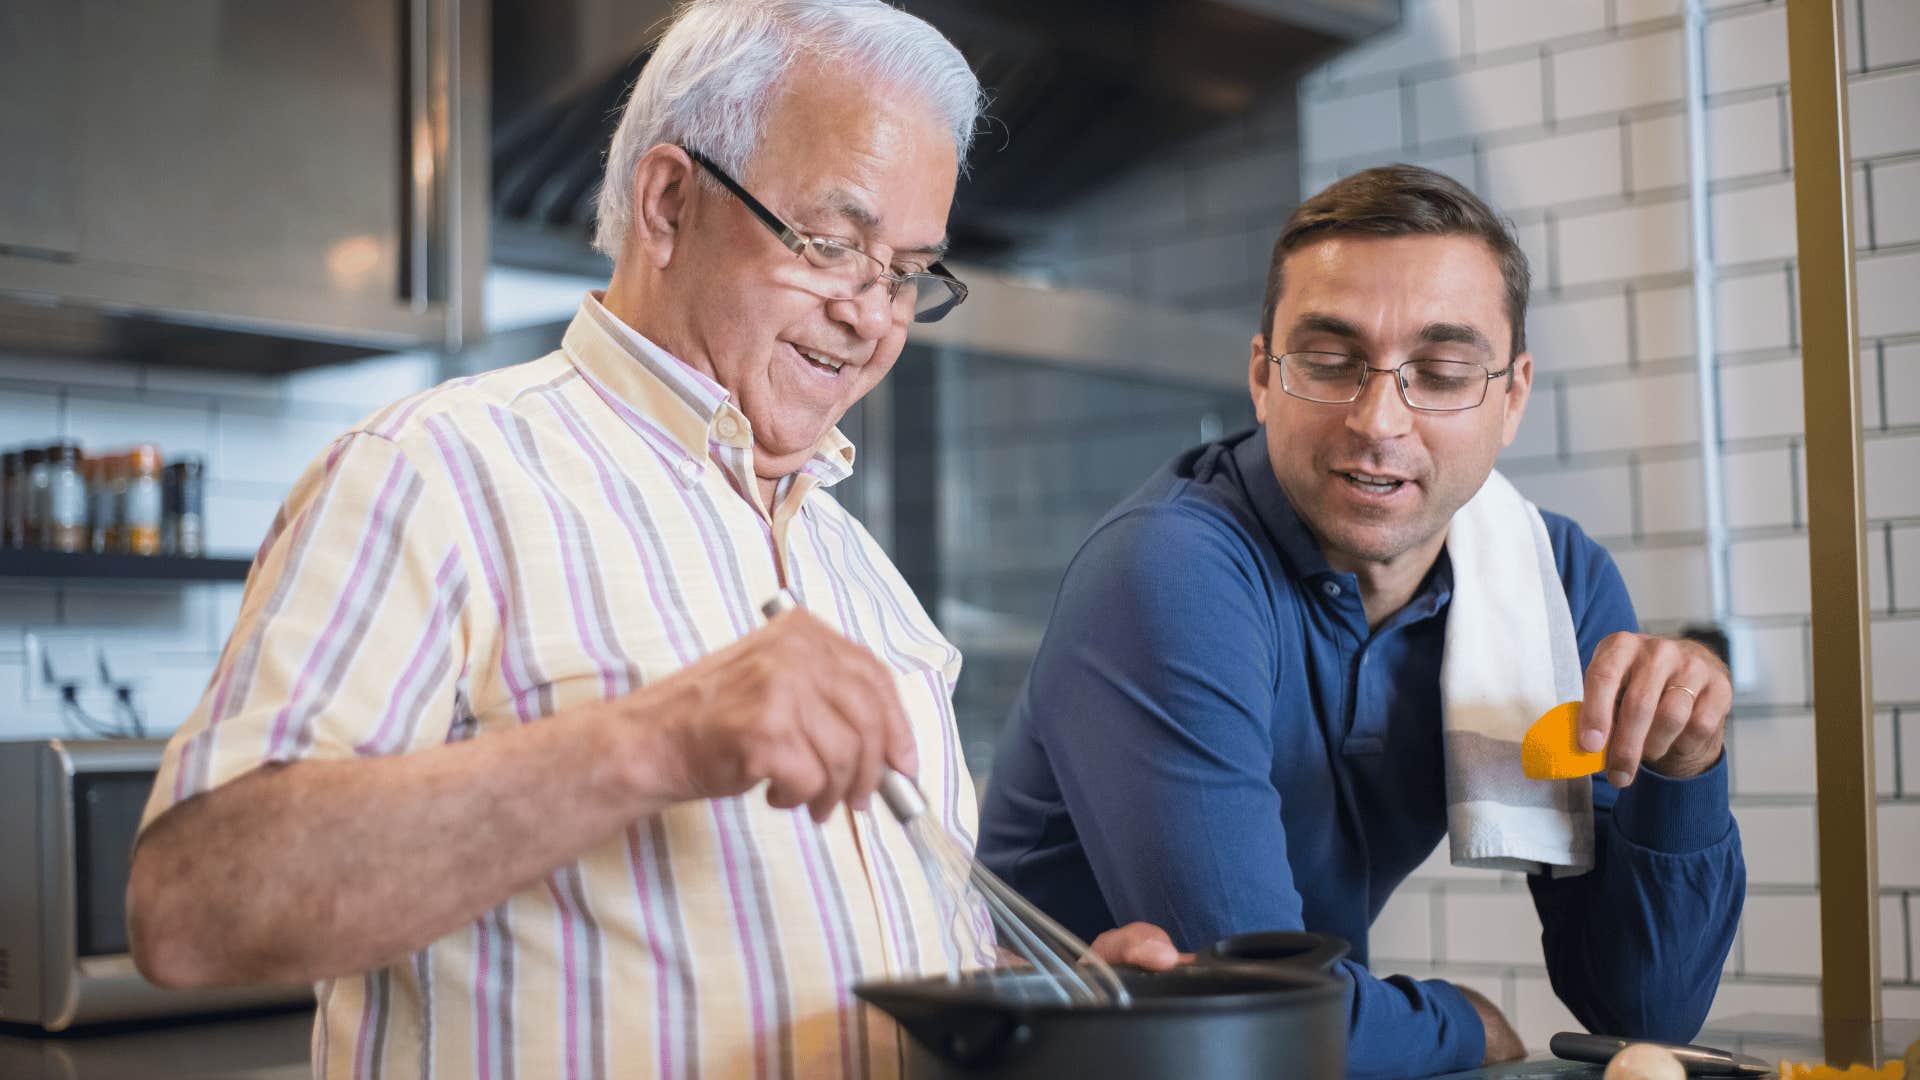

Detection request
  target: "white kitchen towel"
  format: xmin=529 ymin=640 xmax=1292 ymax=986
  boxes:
xmin=1439 ymin=469 xmax=1594 ymax=876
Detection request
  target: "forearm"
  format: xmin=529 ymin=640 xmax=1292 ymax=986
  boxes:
xmin=1340 ymin=962 xmax=1486 ymax=1079
xmin=129 ymin=694 xmax=677 ymax=989
xmin=1531 ymin=760 xmax=1744 ymax=1039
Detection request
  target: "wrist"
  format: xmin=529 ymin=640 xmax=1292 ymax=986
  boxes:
xmin=1647 ymin=736 xmax=1724 ymax=780
xmin=594 ymin=682 xmax=699 ymax=812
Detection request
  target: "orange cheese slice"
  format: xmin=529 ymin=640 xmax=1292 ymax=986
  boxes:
xmin=1521 ymin=701 xmax=1605 ymax=780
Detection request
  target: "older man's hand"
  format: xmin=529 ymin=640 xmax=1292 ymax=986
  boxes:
xmin=1577 ymin=632 xmax=1731 ymax=788
xmin=627 ymin=606 xmax=917 ymax=822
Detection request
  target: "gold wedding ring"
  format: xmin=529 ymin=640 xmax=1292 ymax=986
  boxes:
xmin=1663 ymin=684 xmax=1698 ymax=703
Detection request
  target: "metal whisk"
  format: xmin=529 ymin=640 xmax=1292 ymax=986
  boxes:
xmin=876 ymin=771 xmax=1130 ymax=1007
xmin=759 ymin=592 xmax=1130 ymax=1008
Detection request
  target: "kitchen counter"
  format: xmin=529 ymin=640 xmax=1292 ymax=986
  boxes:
xmin=0 ymin=1006 xmax=312 ymax=1079
xmin=4 ymin=1009 xmax=1913 ymax=1077
xmin=1436 ymin=1015 xmax=1920 ymax=1079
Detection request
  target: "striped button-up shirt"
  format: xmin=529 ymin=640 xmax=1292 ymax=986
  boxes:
xmin=142 ymin=295 xmax=985 ymax=1080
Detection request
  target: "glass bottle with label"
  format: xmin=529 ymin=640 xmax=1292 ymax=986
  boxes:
xmin=18 ymin=447 xmax=48 ymax=549
xmin=120 ymin=445 xmax=164 ymax=556
xmin=85 ymin=455 xmax=112 ymax=553
xmin=1 ymin=450 xmax=23 ymax=548
xmin=39 ymin=444 xmax=89 ymax=553
xmin=162 ymin=458 xmax=205 ymax=557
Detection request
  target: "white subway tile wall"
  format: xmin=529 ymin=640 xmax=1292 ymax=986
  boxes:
xmin=1557 ymin=197 xmax=1694 ymax=286
xmin=1873 ymin=158 xmax=1920 ymax=247
xmin=1303 ymin=0 xmax=1920 ymax=1038
xmin=1637 ymin=453 xmax=1708 ymax=535
xmin=1634 ymin=282 xmax=1697 ymax=363
xmin=1713 ymin=270 xmax=1795 ymax=355
xmin=1553 ymin=30 xmax=1687 ymax=119
xmin=1526 ymin=292 xmax=1632 ymax=371
xmin=1876 ymin=711 xmax=1898 ymax=797
xmin=1721 ymin=356 xmax=1809 ymax=441
xmin=1711 ymin=182 xmax=1799 ymax=266
xmin=1730 ymin=712 xmax=1816 ymax=798
xmin=1481 ymin=124 xmax=1625 ymax=212
xmin=0 ymin=351 xmax=441 ymax=741
xmin=1412 ymin=58 xmax=1547 ymax=144
xmin=1721 ymin=446 xmax=1796 ymax=530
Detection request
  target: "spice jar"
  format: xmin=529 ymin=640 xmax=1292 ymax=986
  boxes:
xmin=38 ymin=444 xmax=89 ymax=553
xmin=119 ymin=445 xmax=164 ymax=556
xmin=1 ymin=451 xmax=22 ymax=548
xmin=94 ymin=454 xmax=120 ymax=552
xmin=18 ymin=447 xmax=47 ymax=549
xmin=163 ymin=458 xmax=205 ymax=557
xmin=84 ymin=455 xmax=111 ymax=553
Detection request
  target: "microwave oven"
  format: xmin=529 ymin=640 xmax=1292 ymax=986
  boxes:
xmin=0 ymin=738 xmax=310 ymax=1031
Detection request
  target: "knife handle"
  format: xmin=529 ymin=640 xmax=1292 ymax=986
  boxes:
xmin=1549 ymin=1032 xmax=1753 ymax=1075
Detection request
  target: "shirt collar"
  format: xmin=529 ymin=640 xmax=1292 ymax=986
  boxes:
xmin=563 ymin=292 xmax=856 ymax=489
xmin=1229 ymin=429 xmax=1453 ymax=616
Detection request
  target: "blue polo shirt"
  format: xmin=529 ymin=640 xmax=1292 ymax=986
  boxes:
xmin=977 ymin=429 xmax=1744 ymax=1079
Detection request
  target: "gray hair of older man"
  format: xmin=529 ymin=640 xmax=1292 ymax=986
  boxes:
xmin=592 ymin=0 xmax=986 ymax=258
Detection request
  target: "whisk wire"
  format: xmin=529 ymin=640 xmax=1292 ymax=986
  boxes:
xmin=758 ymin=591 xmax=1129 ymax=1009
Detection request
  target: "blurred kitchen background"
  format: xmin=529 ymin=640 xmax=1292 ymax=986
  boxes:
xmin=2 ymin=0 xmax=1917 ymax=1051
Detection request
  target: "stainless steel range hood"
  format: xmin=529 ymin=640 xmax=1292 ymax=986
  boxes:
xmin=491 ymin=0 xmax=1399 ymax=268
xmin=0 ymin=0 xmax=1393 ymax=371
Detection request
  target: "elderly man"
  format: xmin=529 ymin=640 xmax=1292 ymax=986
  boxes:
xmin=978 ymin=166 xmax=1747 ymax=1078
xmin=127 ymin=3 xmax=1168 ymax=1076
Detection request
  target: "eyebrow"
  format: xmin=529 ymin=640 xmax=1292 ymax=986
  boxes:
xmin=1285 ymin=313 xmax=1494 ymax=357
xmin=812 ymin=188 xmax=950 ymax=259
xmin=1286 ymin=312 xmax=1366 ymax=345
xmin=1415 ymin=321 xmax=1494 ymax=357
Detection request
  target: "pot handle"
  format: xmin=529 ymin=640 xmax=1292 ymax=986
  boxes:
xmin=877 ymin=998 xmax=1032 ymax=1070
xmin=1200 ymin=930 xmax=1350 ymax=972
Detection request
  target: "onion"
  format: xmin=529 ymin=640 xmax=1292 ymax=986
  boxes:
xmin=1602 ymin=1043 xmax=1685 ymax=1080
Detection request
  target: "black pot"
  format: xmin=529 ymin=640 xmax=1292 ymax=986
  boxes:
xmin=854 ymin=933 xmax=1350 ymax=1079
xmin=1201 ymin=930 xmax=1350 ymax=971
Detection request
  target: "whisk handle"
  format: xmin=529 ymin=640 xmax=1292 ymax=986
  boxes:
xmin=760 ymin=591 xmax=927 ymax=824
xmin=879 ymin=771 xmax=929 ymax=822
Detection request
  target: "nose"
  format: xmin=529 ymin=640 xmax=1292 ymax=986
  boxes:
xmin=824 ymin=280 xmax=896 ymax=341
xmin=1346 ymin=365 xmax=1415 ymax=442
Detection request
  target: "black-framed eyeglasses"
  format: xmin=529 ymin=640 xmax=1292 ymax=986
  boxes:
xmin=1265 ymin=350 xmax=1513 ymax=412
xmin=682 ymin=146 xmax=968 ymax=324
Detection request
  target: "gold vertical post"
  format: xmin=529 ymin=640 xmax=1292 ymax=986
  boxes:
xmin=1784 ymin=0 xmax=1881 ymax=1063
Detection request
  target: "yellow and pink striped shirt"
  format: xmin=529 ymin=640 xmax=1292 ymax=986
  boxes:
xmin=143 ymin=295 xmax=986 ymax=1079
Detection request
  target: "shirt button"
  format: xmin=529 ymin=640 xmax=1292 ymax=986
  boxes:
xmin=716 ymin=415 xmax=738 ymax=440
xmin=1322 ymin=581 xmax=1342 ymax=598
xmin=677 ymin=459 xmax=701 ymax=484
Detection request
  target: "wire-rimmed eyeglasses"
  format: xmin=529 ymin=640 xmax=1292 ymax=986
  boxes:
xmin=1265 ymin=350 xmax=1514 ymax=412
xmin=682 ymin=146 xmax=968 ymax=324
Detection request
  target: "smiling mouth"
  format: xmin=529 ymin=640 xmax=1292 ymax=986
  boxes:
xmin=1338 ymin=470 xmax=1408 ymax=495
xmin=794 ymin=344 xmax=846 ymax=376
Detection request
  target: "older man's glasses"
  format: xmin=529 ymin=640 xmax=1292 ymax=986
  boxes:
xmin=682 ymin=147 xmax=968 ymax=324
xmin=1266 ymin=350 xmax=1513 ymax=412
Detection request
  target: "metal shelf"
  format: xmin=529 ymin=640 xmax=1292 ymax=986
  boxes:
xmin=0 ymin=549 xmax=252 ymax=583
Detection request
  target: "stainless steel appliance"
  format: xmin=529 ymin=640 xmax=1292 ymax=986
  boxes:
xmin=0 ymin=738 xmax=310 ymax=1031
xmin=0 ymin=0 xmax=488 ymax=372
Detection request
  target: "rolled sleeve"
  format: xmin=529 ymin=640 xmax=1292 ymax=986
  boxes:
xmin=142 ymin=432 xmax=472 ymax=833
xmin=1609 ymin=752 xmax=1734 ymax=855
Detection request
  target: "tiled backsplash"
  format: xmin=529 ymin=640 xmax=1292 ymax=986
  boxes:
xmin=1297 ymin=0 xmax=1920 ymax=1044
xmin=0 ymin=350 xmax=441 ymax=740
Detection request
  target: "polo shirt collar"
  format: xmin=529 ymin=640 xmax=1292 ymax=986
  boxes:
xmin=1230 ymin=429 xmax=1454 ymax=618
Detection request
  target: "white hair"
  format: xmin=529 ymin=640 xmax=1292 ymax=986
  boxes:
xmin=592 ymin=0 xmax=984 ymax=257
